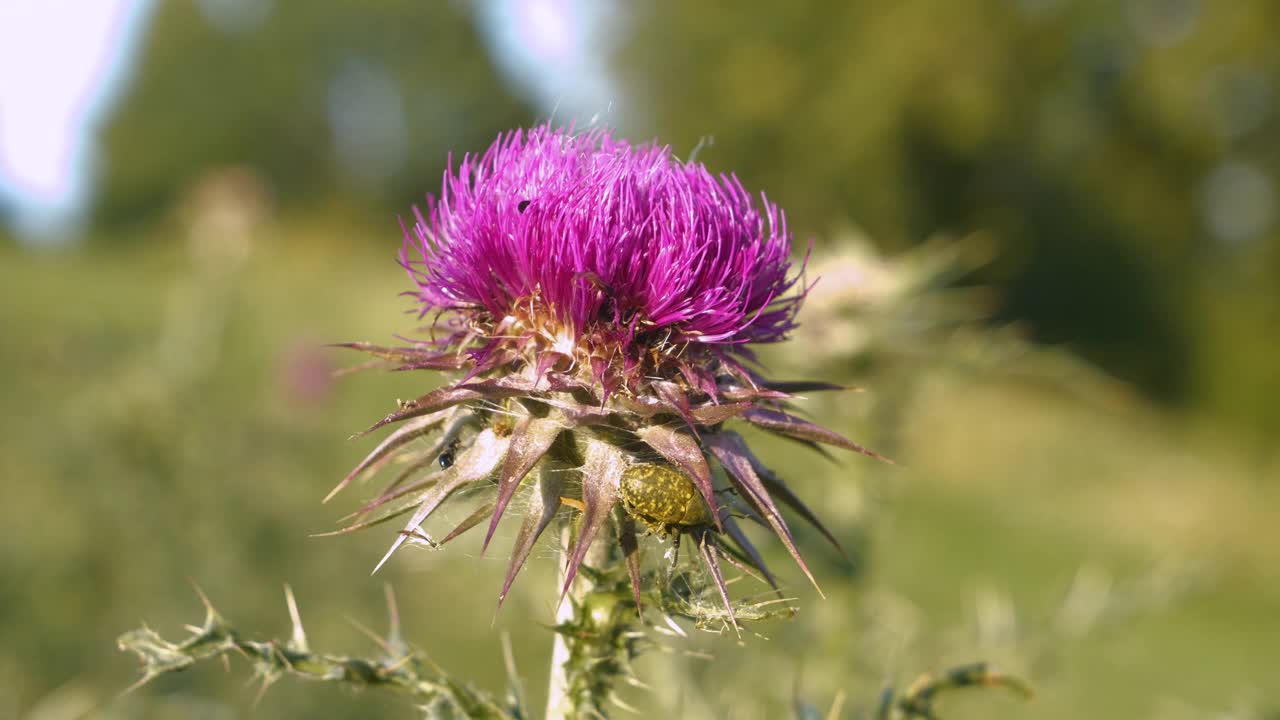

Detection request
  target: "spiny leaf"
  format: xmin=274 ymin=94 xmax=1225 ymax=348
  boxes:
xmin=892 ymin=662 xmax=1034 ymax=718
xmin=283 ymin=585 xmax=309 ymax=653
xmin=457 ymin=347 xmax=519 ymax=382
xmin=678 ymin=361 xmax=719 ymax=400
xmin=713 ymin=536 xmax=772 ymax=587
xmin=333 ymin=358 xmax=391 ymax=378
xmin=118 ymin=585 xmax=516 ymax=717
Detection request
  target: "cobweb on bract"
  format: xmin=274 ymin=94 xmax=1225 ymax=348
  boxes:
xmin=375 ymin=462 xmax=799 ymax=639
xmin=321 ymin=388 xmax=809 ymax=632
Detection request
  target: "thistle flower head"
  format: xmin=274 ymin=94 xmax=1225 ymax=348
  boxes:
xmin=400 ymin=124 xmax=804 ymax=397
xmin=333 ymin=125 xmax=886 ymax=625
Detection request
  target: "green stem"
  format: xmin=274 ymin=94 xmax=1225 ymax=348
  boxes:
xmin=543 ymin=514 xmax=634 ymax=720
xmin=544 ymin=523 xmax=582 ymax=720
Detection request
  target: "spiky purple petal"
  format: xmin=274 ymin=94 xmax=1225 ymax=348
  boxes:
xmin=440 ymin=502 xmax=496 ymax=545
xmin=361 ymin=377 xmax=534 ymax=436
xmin=484 ymin=416 xmax=562 ymax=551
xmin=374 ymin=429 xmax=509 ymax=572
xmin=696 ymin=534 xmax=739 ymax=634
xmin=618 ymin=516 xmax=644 ymax=614
xmin=705 ymin=430 xmax=824 ymax=596
xmin=500 ymin=466 xmax=566 ymax=606
xmin=560 ymin=438 xmax=624 ymax=600
xmin=742 ymin=407 xmax=892 ymax=463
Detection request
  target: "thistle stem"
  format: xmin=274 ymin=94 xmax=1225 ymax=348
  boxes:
xmin=544 ymin=515 xmax=629 ymax=720
xmin=544 ymin=524 xmax=579 ymax=720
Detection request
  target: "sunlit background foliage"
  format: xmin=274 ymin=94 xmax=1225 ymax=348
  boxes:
xmin=1 ymin=1 xmax=1277 ymax=718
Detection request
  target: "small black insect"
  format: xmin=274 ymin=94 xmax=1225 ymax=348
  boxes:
xmin=517 ymin=199 xmax=531 ymax=213
xmin=438 ymin=439 xmax=459 ymax=470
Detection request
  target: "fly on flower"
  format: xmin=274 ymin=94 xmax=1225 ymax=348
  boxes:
xmin=328 ymin=124 xmax=888 ymax=622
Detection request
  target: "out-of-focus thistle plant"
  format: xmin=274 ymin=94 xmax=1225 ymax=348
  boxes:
xmin=323 ymin=124 xmax=887 ymax=716
xmin=791 ymin=232 xmax=996 ymax=366
xmin=789 ymin=229 xmax=1127 ymax=399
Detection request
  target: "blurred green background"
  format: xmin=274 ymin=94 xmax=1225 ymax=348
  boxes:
xmin=1 ymin=1 xmax=1277 ymax=718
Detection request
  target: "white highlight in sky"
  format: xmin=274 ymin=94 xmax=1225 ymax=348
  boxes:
xmin=0 ymin=0 xmax=153 ymax=241
xmin=473 ymin=0 xmax=627 ymax=127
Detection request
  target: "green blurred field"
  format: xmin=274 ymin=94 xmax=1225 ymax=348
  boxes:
xmin=1 ymin=224 xmax=1275 ymax=719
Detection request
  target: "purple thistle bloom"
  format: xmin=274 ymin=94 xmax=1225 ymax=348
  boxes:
xmin=406 ymin=126 xmax=800 ymax=341
xmin=333 ymin=125 xmax=886 ymax=627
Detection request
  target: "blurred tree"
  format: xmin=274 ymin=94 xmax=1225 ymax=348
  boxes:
xmin=620 ymin=0 xmax=1280 ymax=427
xmin=92 ymin=0 xmax=535 ymax=230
